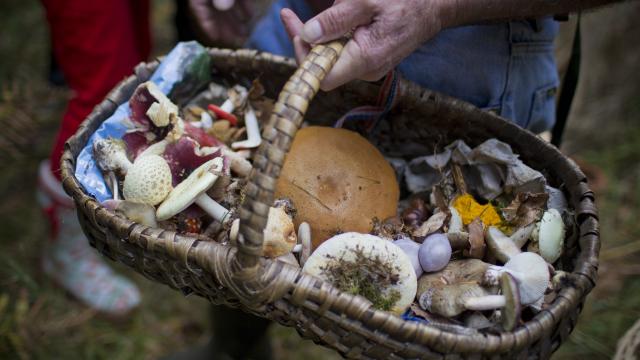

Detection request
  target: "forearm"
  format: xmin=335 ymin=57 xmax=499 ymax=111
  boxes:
xmin=441 ymin=0 xmax=620 ymax=28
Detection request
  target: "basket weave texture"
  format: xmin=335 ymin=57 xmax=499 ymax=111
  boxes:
xmin=60 ymin=43 xmax=599 ymax=359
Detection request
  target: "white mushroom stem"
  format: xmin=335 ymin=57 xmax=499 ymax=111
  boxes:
xmin=195 ymin=193 xmax=230 ymax=223
xmin=107 ymin=171 xmax=119 ymax=201
xmin=220 ymin=99 xmax=234 ymax=113
xmin=510 ymin=223 xmax=536 ymax=248
xmin=294 ymin=222 xmax=312 ymax=267
xmin=229 ymin=218 xmax=240 ymax=244
xmin=486 ymin=226 xmax=522 ymax=263
xmin=231 ymin=107 xmax=261 ymax=149
xmin=465 ymin=295 xmax=506 ymax=310
xmin=449 ymin=207 xmax=463 ymax=233
xmin=191 ymin=111 xmax=214 ymax=130
xmin=221 ymin=147 xmax=252 ymax=176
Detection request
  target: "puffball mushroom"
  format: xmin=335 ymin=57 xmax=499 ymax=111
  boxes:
xmin=275 ymin=127 xmax=399 ymax=248
xmin=418 ymin=233 xmax=452 ymax=273
xmin=122 ymin=154 xmax=172 ymax=206
xmin=530 ymin=209 xmax=565 ymax=263
xmin=156 ymin=157 xmax=230 ymax=223
xmin=484 ymin=252 xmax=550 ymax=306
xmin=303 ymin=232 xmax=417 ymax=315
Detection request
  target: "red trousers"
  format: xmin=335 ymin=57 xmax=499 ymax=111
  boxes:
xmin=42 ymin=0 xmax=151 ymax=179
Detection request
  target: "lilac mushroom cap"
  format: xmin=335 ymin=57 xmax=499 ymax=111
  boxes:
xmin=418 ymin=233 xmax=452 ymax=273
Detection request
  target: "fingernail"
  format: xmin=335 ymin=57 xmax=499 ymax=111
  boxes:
xmin=302 ymin=19 xmax=323 ymax=43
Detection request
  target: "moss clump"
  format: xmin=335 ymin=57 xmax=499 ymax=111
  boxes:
xmin=320 ymin=245 xmax=402 ymax=311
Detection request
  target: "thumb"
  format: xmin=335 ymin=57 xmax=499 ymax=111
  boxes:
xmin=301 ymin=1 xmax=375 ymax=44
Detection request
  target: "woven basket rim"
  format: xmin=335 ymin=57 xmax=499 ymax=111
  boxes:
xmin=59 ymin=47 xmax=599 ymax=356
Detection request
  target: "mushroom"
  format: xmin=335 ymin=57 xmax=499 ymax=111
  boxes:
xmin=102 ymin=199 xmax=158 ymax=227
xmin=231 ymin=106 xmax=262 ymax=149
xmin=529 ymin=209 xmax=565 ymax=263
xmin=416 ymin=259 xmax=495 ymax=317
xmin=122 ymin=154 xmax=173 ymax=206
xmin=486 ymin=226 xmax=522 ymax=263
xmin=276 ymin=253 xmax=300 ymax=267
xmin=229 ymin=218 xmax=240 ymax=245
xmin=93 ymin=138 xmax=132 ymax=176
xmin=483 ymin=252 xmax=550 ymax=306
xmin=130 ymin=81 xmax=177 ymax=128
xmin=418 ymin=233 xmax=452 ymax=273
xmin=303 ymin=232 xmax=417 ymax=314
xmin=262 ymin=204 xmax=297 ymax=258
xmin=510 ymin=223 xmax=536 ymax=248
xmin=156 ymin=157 xmax=230 ymax=223
xmin=393 ymin=237 xmax=423 ymax=277
xmin=274 ymin=127 xmax=399 ymax=248
xmin=464 ymin=272 xmax=521 ymax=331
xmin=293 ymin=222 xmax=312 ymax=267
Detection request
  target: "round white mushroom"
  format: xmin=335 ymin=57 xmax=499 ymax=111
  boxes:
xmin=303 ymin=232 xmax=417 ymax=315
xmin=122 ymin=154 xmax=173 ymax=206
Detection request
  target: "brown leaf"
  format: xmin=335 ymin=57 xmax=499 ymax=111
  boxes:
xmin=501 ymin=192 xmax=549 ymax=227
xmin=413 ymin=212 xmax=448 ymax=238
xmin=464 ymin=218 xmax=486 ymax=259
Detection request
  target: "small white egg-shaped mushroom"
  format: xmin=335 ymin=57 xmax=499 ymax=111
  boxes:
xmin=303 ymin=232 xmax=417 ymax=315
xmin=393 ymin=237 xmax=423 ymax=277
xmin=262 ymin=205 xmax=297 ymax=258
xmin=531 ymin=209 xmax=565 ymax=263
xmin=418 ymin=233 xmax=452 ymax=273
xmin=123 ymin=154 xmax=172 ymax=206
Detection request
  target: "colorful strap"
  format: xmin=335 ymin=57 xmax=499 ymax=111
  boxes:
xmin=334 ymin=70 xmax=399 ymax=133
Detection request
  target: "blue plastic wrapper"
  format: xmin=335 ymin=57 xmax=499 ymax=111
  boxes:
xmin=74 ymin=41 xmax=211 ymax=202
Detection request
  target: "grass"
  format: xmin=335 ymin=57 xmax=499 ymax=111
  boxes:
xmin=1 ymin=0 xmax=639 ymax=359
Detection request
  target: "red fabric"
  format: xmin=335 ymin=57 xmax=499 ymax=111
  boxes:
xmin=42 ymin=0 xmax=151 ymax=180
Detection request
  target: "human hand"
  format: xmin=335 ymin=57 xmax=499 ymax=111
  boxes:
xmin=280 ymin=0 xmax=450 ymax=91
xmin=188 ymin=0 xmax=254 ymax=48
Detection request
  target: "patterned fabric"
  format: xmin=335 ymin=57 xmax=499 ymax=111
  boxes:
xmin=38 ymin=161 xmax=141 ymax=315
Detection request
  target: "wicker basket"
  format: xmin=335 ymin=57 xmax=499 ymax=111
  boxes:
xmin=60 ymin=41 xmax=599 ymax=359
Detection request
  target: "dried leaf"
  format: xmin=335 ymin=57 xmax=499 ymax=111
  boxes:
xmin=413 ymin=211 xmax=448 ymax=238
xmin=501 ymin=192 xmax=549 ymax=227
xmin=465 ymin=218 xmax=486 ymax=259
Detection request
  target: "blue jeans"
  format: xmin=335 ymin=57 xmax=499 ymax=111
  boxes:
xmin=246 ymin=0 xmax=560 ymax=133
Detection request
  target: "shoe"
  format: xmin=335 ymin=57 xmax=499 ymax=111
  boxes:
xmin=37 ymin=160 xmax=141 ymax=316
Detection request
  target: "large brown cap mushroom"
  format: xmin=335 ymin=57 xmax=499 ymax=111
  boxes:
xmin=274 ymin=127 xmax=399 ymax=248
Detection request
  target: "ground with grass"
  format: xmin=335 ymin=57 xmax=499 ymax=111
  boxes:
xmin=1 ymin=1 xmax=639 ymax=359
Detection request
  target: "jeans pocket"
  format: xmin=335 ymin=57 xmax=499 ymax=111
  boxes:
xmin=527 ymin=82 xmax=558 ymax=133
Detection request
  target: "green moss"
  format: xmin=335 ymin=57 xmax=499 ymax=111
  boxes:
xmin=319 ymin=245 xmax=402 ymax=312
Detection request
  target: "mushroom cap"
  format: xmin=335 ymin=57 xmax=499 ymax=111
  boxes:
xmin=274 ymin=127 xmax=399 ymax=248
xmin=303 ymin=232 xmax=417 ymax=315
xmin=534 ymin=209 xmax=565 ymax=263
xmin=418 ymin=233 xmax=452 ymax=273
xmin=393 ymin=238 xmax=423 ymax=277
xmin=93 ymin=138 xmax=130 ymax=172
xmin=263 ymin=206 xmax=297 ymax=258
xmin=156 ymin=157 xmax=223 ymax=221
xmin=503 ymin=252 xmax=550 ymax=305
xmin=500 ymin=272 xmax=521 ymax=331
xmin=122 ymin=154 xmax=172 ymax=206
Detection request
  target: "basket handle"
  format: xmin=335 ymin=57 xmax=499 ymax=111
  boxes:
xmin=237 ymin=38 xmax=347 ymax=268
